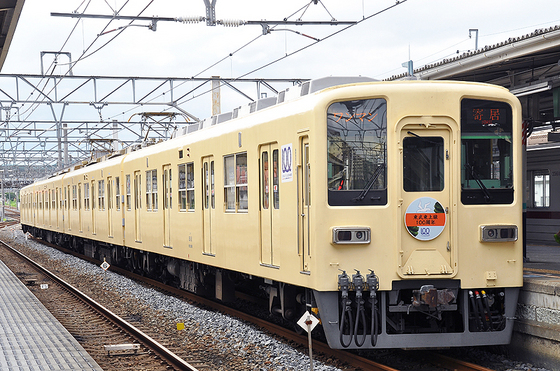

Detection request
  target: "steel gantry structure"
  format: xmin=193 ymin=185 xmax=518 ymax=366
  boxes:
xmin=0 ymin=73 xmax=306 ymax=187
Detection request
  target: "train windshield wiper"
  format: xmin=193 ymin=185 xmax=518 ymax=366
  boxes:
xmin=353 ymin=165 xmax=384 ymax=202
xmin=466 ymin=163 xmax=492 ymax=201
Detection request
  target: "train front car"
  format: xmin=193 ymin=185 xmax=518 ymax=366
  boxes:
xmin=311 ymin=81 xmax=522 ymax=349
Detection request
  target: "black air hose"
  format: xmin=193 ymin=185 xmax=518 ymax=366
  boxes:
xmin=339 ymin=296 xmax=354 ymax=348
xmin=353 ymin=270 xmax=366 ymax=347
xmin=367 ymin=270 xmax=379 ymax=346
xmin=338 ymin=270 xmax=354 ymax=348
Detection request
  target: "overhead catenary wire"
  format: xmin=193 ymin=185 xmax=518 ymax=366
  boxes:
xmin=171 ymin=0 xmax=408 ymax=109
xmin=21 ymin=0 xmax=154 ymax=123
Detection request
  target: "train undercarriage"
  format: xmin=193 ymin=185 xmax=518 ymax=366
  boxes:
xmin=24 ymin=225 xmax=519 ymax=350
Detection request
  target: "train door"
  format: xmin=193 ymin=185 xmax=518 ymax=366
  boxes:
xmin=107 ymin=177 xmax=113 ymax=237
xmin=48 ymin=189 xmax=52 ymax=227
xmin=78 ymin=183 xmax=83 ymax=232
xmin=163 ymin=164 xmax=172 ymax=248
xmin=134 ymin=171 xmax=141 ymax=242
xmin=398 ymin=120 xmax=455 ymax=277
xmin=202 ymin=156 xmax=215 ymax=255
xmin=91 ymin=181 xmax=96 ymax=234
xmin=259 ymin=144 xmax=280 ymax=266
xmin=65 ymin=186 xmax=70 ymax=231
xmin=298 ymin=137 xmax=311 ymax=273
xmin=56 ymin=188 xmax=59 ymax=229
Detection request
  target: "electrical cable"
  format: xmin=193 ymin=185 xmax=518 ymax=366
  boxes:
xmin=20 ymin=0 xmax=154 ymax=123
xmin=169 ymin=0 xmax=408 ymax=110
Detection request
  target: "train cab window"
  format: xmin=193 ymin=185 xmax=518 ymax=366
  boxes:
xmin=461 ymin=99 xmax=513 ymax=204
xmin=225 ymin=153 xmax=248 ymax=212
xmin=403 ymin=136 xmax=444 ymax=192
xmin=327 ymin=98 xmax=387 ymax=206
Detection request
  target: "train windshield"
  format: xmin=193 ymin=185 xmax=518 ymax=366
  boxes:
xmin=327 ymin=98 xmax=387 ymax=206
xmin=461 ymin=98 xmax=513 ymax=204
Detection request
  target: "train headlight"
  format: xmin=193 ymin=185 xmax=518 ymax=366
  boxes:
xmin=480 ymin=225 xmax=518 ymax=242
xmin=332 ymin=227 xmax=371 ymax=245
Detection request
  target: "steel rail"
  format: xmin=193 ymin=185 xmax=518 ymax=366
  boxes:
xmin=0 ymin=239 xmax=200 ymax=371
xmin=428 ymin=353 xmax=496 ymax=371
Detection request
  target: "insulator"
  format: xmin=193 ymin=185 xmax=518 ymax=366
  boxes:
xmin=219 ymin=19 xmax=246 ymax=27
xmin=175 ymin=16 xmax=205 ymax=24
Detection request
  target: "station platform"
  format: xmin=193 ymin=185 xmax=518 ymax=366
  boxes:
xmin=511 ymin=243 xmax=560 ymax=370
xmin=0 ymin=259 xmax=103 ymax=371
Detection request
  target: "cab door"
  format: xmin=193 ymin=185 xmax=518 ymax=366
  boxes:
xmin=260 ymin=144 xmax=280 ymax=266
xmin=398 ymin=118 xmax=455 ymax=278
xmin=202 ymin=156 xmax=215 ymax=255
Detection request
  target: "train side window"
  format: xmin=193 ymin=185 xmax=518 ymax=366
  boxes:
xmin=262 ymin=150 xmax=280 ymax=209
xmin=179 ymin=164 xmax=187 ymax=211
xmin=72 ymin=185 xmax=77 ymax=210
xmin=179 ymin=163 xmax=195 ymax=212
xmin=531 ymin=170 xmax=550 ymax=208
xmin=84 ymin=183 xmax=90 ymax=210
xmin=98 ymin=180 xmax=105 ymax=210
xmin=107 ymin=178 xmax=113 ymax=211
xmin=126 ymin=175 xmax=131 ymax=210
xmin=115 ymin=177 xmax=121 ymax=211
xmin=188 ymin=163 xmax=196 ymax=210
xmin=146 ymin=169 xmax=158 ymax=211
xmin=152 ymin=170 xmax=158 ymax=210
xmin=461 ymin=99 xmax=513 ymax=204
xmin=262 ymin=151 xmax=269 ymax=209
xmin=327 ymin=98 xmax=387 ymax=206
xmin=91 ymin=181 xmax=95 ymax=209
xmin=210 ymin=161 xmax=215 ymax=209
xmin=224 ymin=153 xmax=248 ymax=212
xmin=273 ymin=149 xmax=280 ymax=209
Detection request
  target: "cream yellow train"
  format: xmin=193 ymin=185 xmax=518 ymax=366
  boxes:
xmin=21 ymin=77 xmax=523 ymax=349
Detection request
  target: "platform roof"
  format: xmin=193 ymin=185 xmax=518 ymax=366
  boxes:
xmin=0 ymin=0 xmax=25 ymax=71
xmin=389 ymin=25 xmax=560 ymax=130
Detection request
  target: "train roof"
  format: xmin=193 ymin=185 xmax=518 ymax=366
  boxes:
xmin=22 ymin=77 xmax=518 ymax=189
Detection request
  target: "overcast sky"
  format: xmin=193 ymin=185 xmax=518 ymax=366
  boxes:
xmin=3 ymin=0 xmax=560 ymax=120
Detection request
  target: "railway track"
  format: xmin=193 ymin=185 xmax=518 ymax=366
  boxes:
xmin=6 ymin=231 xmax=497 ymax=371
xmin=0 ymin=205 xmax=20 ymax=229
xmin=0 ymin=237 xmax=204 ymax=371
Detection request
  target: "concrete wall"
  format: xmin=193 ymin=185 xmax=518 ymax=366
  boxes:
xmin=510 ymin=276 xmax=560 ymax=370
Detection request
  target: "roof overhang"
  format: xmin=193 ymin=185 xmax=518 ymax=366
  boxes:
xmin=414 ymin=27 xmax=560 ymax=81
xmin=0 ymin=0 xmax=25 ymax=72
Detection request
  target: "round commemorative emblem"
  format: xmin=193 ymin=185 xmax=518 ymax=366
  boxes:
xmin=404 ymin=197 xmax=446 ymax=241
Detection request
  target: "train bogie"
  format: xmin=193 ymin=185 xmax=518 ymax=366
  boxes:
xmin=21 ymin=78 xmax=523 ymax=349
